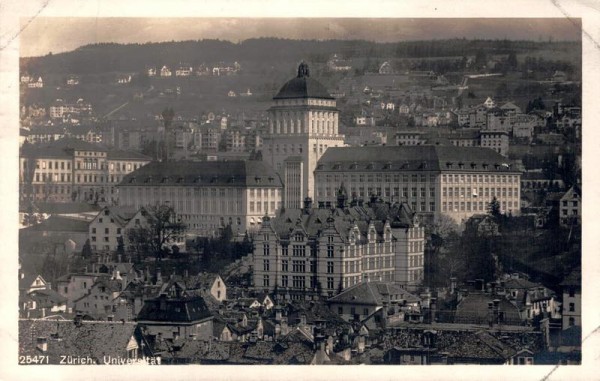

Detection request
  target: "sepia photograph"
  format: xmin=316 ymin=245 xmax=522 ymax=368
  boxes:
xmin=2 ymin=1 xmax=600 ymax=380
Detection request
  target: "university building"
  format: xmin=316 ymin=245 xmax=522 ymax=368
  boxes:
xmin=19 ymin=138 xmax=151 ymax=204
xmin=252 ymin=193 xmax=425 ymax=299
xmin=314 ymin=145 xmax=521 ymax=224
xmin=263 ymin=62 xmax=345 ymax=209
xmin=118 ymin=160 xmax=283 ymax=236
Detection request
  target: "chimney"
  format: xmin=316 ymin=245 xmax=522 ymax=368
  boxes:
xmin=488 ymin=302 xmax=494 ymax=327
xmin=493 ymin=299 xmax=500 ymax=324
xmin=36 ymin=337 xmax=48 ymax=352
xmin=184 ymin=269 xmax=189 ymax=279
xmin=430 ymin=297 xmax=437 ymax=323
xmin=475 ymin=279 xmax=484 ymax=292
xmin=118 ymin=254 xmax=122 ymax=263
xmin=300 ymin=313 xmax=307 ymax=326
xmin=490 ymin=282 xmax=497 ymax=295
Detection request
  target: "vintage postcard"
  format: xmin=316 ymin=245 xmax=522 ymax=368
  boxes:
xmin=1 ymin=1 xmax=599 ymax=380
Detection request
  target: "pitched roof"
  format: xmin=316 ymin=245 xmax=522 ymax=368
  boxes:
xmin=26 ymin=289 xmax=67 ymax=307
xmin=454 ymin=293 xmax=522 ymax=325
xmin=19 ymin=319 xmax=140 ymax=364
xmin=107 ymin=149 xmax=152 ymax=161
xmin=317 ymin=145 xmax=518 ymax=173
xmin=327 ymin=281 xmax=420 ymax=306
xmin=136 ymin=294 xmax=212 ymax=323
xmin=119 ymin=160 xmax=282 ymax=188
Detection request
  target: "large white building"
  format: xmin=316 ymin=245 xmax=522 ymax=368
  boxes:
xmin=118 ymin=160 xmax=283 ymax=236
xmin=263 ymin=62 xmax=345 ymax=209
xmin=314 ymin=145 xmax=521 ymax=224
xmin=253 ymin=196 xmax=425 ymax=299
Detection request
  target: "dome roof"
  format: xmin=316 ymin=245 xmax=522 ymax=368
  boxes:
xmin=273 ymin=63 xmax=334 ymax=100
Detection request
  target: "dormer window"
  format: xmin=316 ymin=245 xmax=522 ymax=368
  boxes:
xmin=471 ymin=162 xmax=477 ymax=169
xmin=161 ymin=177 xmax=169 ymax=183
xmin=366 ymin=163 xmax=374 ymax=170
xmin=211 ymin=176 xmax=218 ymax=183
xmin=128 ymin=177 xmax=136 ymax=183
xmin=176 ymin=177 xmax=184 ymax=183
xmin=446 ymin=162 xmax=453 ymax=169
xmin=350 ymin=163 xmax=358 ymax=170
xmin=458 ymin=162 xmax=464 ymax=169
xmin=383 ymin=162 xmax=392 ymax=170
xmin=333 ymin=164 xmax=341 ymax=170
xmin=482 ymin=163 xmax=489 ymax=170
xmin=255 ymin=177 xmax=261 ymax=184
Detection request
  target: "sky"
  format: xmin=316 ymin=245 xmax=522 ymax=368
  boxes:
xmin=19 ymin=18 xmax=582 ymax=57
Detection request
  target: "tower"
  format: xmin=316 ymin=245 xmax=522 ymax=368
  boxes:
xmin=264 ymin=62 xmax=345 ymax=208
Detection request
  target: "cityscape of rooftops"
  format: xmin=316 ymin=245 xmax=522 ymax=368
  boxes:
xmin=16 ymin=17 xmax=582 ymax=370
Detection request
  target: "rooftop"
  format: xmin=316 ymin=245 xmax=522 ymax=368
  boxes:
xmin=273 ymin=63 xmax=334 ymax=100
xmin=327 ymin=281 xmax=421 ymax=306
xmin=317 ymin=146 xmax=518 ymax=173
xmin=119 ymin=160 xmax=283 ymax=188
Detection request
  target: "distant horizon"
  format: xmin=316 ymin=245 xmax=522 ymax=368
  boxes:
xmin=19 ymin=18 xmax=581 ymax=58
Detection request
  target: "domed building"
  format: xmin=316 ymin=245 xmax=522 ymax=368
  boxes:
xmin=264 ymin=62 xmax=345 ymax=208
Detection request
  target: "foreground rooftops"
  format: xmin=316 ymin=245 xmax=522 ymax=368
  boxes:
xmin=119 ymin=160 xmax=283 ymax=188
xmin=317 ymin=146 xmax=519 ymax=173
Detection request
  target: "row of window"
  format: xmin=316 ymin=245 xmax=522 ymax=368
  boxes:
xmin=325 ymin=173 xmax=437 ymax=184
xmin=442 ymin=174 xmax=518 ymax=184
xmin=442 ymin=187 xmax=519 ymax=198
xmin=442 ymin=200 xmax=516 ymax=212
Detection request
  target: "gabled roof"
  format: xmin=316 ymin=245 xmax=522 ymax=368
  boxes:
xmin=26 ymin=289 xmax=67 ymax=307
xmin=327 ymin=281 xmax=420 ymax=306
xmin=19 ymin=274 xmax=46 ymax=291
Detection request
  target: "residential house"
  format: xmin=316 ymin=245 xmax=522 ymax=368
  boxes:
xmin=20 ymin=289 xmax=68 ymax=318
xmin=559 ymin=186 xmax=581 ymax=227
xmin=327 ymin=281 xmax=421 ymax=323
xmin=193 ymin=273 xmax=227 ymax=302
xmin=56 ymin=273 xmax=104 ymax=309
xmin=136 ymin=281 xmax=214 ymax=341
xmin=560 ymin=268 xmax=581 ymax=329
xmin=160 ymin=65 xmax=172 ymax=77
xmin=73 ymin=275 xmax=126 ymax=320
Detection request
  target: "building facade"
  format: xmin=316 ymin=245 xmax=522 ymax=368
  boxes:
xmin=263 ymin=62 xmax=345 ymax=208
xmin=19 ymin=138 xmax=151 ymax=204
xmin=314 ymin=146 xmax=521 ymax=224
xmin=252 ymin=197 xmax=425 ymax=299
xmin=118 ymin=160 xmax=283 ymax=236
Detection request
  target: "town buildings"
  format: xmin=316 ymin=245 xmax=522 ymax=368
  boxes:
xmin=252 ymin=196 xmax=425 ymax=298
xmin=314 ymin=145 xmax=521 ymax=224
xmin=19 ymin=138 xmax=151 ymax=204
xmin=263 ymin=62 xmax=345 ymax=208
xmin=118 ymin=160 xmax=283 ymax=236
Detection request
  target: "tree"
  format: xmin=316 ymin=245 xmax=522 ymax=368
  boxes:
xmin=507 ymin=51 xmax=518 ymax=70
xmin=126 ymin=204 xmax=187 ymax=263
xmin=488 ymin=197 xmax=502 ymax=218
xmin=81 ymin=239 xmax=93 ymax=259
